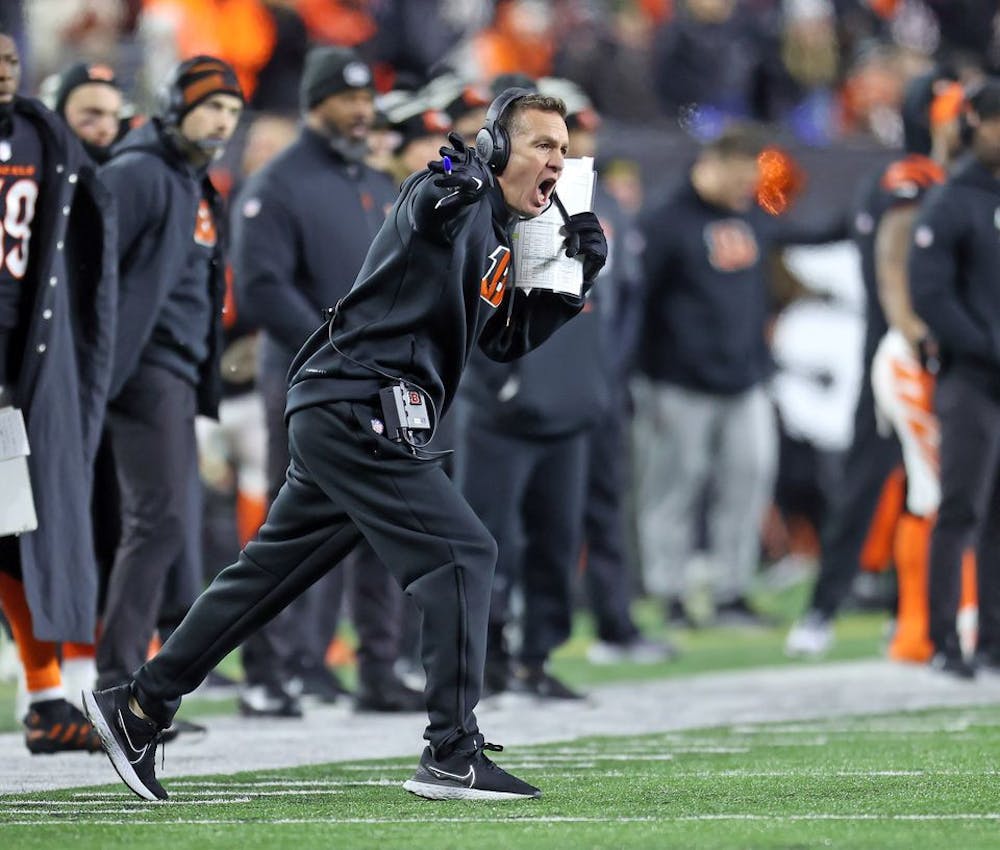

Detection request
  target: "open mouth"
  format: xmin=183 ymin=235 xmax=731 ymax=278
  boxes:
xmin=535 ymin=178 xmax=556 ymax=208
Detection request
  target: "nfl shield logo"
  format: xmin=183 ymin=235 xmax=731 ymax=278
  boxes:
xmin=371 ymin=418 xmax=385 ymax=435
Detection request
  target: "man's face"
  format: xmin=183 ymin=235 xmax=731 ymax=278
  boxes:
xmin=714 ymin=154 xmax=761 ymax=211
xmin=314 ymin=88 xmax=375 ymax=142
xmin=64 ymin=83 xmax=123 ymax=148
xmin=0 ymin=35 xmax=20 ymax=103
xmin=972 ymin=113 xmax=1000 ymax=169
xmin=179 ymin=93 xmax=243 ymax=151
xmin=497 ymin=107 xmax=568 ymax=218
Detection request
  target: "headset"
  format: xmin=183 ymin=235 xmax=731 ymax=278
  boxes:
xmin=157 ymin=55 xmax=240 ymax=127
xmin=475 ymin=87 xmax=535 ymax=174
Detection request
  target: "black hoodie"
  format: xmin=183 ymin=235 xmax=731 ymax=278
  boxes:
xmin=910 ymin=155 xmax=1000 ymax=391
xmin=285 ymin=167 xmax=586 ymax=422
xmin=99 ymin=119 xmax=226 ymax=416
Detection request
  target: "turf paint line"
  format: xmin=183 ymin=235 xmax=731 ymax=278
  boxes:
xmin=4 ymin=814 xmax=1000 ymax=826
xmin=67 ymin=790 xmax=346 ymax=798
xmin=152 ymin=779 xmax=398 ymax=789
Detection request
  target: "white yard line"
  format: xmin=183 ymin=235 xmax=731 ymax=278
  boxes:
xmin=4 ymin=814 xmax=1000 ymax=826
xmin=1 ymin=659 xmax=999 ymax=796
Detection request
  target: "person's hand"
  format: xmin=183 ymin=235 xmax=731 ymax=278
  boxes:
xmin=427 ymin=132 xmax=490 ymax=212
xmin=917 ymin=334 xmax=941 ymax=375
xmin=562 ymin=211 xmax=608 ymax=282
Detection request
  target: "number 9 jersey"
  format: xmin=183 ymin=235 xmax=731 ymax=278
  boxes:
xmin=0 ymin=109 xmax=42 ymax=377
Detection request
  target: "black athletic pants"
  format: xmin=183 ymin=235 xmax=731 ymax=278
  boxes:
xmin=582 ymin=406 xmax=641 ymax=644
xmin=928 ymin=369 xmax=1000 ymax=655
xmin=809 ymin=350 xmax=900 ymax=618
xmin=98 ymin=364 xmax=198 ymax=688
xmin=133 ymin=401 xmax=496 ymax=757
xmin=461 ymin=424 xmax=587 ymax=666
xmin=240 ymin=368 xmax=402 ymax=687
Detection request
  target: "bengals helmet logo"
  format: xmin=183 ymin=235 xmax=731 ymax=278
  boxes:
xmin=194 ymin=199 xmax=217 ymax=247
xmin=704 ymin=220 xmax=758 ymax=272
xmin=480 ymin=245 xmax=510 ymax=308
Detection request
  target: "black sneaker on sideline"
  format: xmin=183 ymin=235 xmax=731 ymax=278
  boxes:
xmin=509 ymin=664 xmax=584 ymax=700
xmin=403 ymin=739 xmax=541 ymax=801
xmin=82 ymin=684 xmax=167 ymax=801
xmin=23 ymin=698 xmax=103 ymax=755
xmin=237 ymin=683 xmax=303 ymax=718
xmin=158 ymin=717 xmax=208 ymax=744
xmin=929 ymin=651 xmax=976 ymax=680
xmin=354 ymin=668 xmax=424 ymax=712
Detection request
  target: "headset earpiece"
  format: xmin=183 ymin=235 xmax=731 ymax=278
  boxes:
xmin=475 ymin=87 xmax=533 ymax=175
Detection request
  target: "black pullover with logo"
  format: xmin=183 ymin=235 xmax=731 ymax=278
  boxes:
xmin=286 ymin=168 xmax=586 ymax=421
xmin=910 ymin=155 xmax=1000 ymax=395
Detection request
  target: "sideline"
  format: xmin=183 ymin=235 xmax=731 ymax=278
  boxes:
xmin=2 ymin=659 xmax=999 ymax=796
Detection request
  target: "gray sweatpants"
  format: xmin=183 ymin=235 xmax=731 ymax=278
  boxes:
xmin=632 ymin=379 xmax=777 ymax=604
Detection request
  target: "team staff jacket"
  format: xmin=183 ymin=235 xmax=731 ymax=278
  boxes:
xmin=233 ymin=127 xmax=397 ymax=373
xmin=637 ymin=178 xmax=845 ymax=395
xmin=910 ymin=156 xmax=1000 ymax=393
xmin=853 ymin=154 xmax=945 ymax=358
xmin=6 ymin=97 xmax=117 ymax=643
xmin=100 ymin=120 xmax=227 ymax=417
xmin=286 ymin=168 xmax=587 ymax=423
xmin=461 ymin=183 xmax=630 ymax=439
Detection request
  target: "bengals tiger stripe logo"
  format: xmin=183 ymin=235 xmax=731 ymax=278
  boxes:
xmin=704 ymin=220 xmax=758 ymax=272
xmin=194 ymin=199 xmax=217 ymax=247
xmin=480 ymin=245 xmax=510 ymax=307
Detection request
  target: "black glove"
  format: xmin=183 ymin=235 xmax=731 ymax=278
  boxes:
xmin=562 ymin=211 xmax=608 ymax=282
xmin=427 ymin=132 xmax=491 ymax=213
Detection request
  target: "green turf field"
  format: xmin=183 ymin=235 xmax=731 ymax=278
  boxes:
xmin=2 ymin=705 xmax=999 ymax=849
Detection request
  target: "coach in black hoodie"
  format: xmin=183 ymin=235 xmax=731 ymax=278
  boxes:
xmin=86 ymin=90 xmax=606 ymax=802
xmin=94 ymin=57 xmax=243 ymax=689
xmin=910 ymin=79 xmax=1000 ymax=676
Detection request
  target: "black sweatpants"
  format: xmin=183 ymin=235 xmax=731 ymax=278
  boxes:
xmin=809 ymin=354 xmax=900 ymax=618
xmin=133 ymin=401 xmax=496 ymax=757
xmin=582 ymin=407 xmax=640 ymax=644
xmin=98 ymin=364 xmax=198 ymax=688
xmin=241 ymin=366 xmax=403 ymax=686
xmin=928 ymin=370 xmax=1000 ymax=654
xmin=461 ymin=424 xmax=587 ymax=666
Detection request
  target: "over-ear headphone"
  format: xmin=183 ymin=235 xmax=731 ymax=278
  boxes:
xmin=475 ymin=87 xmax=534 ymax=174
xmin=156 ymin=55 xmax=241 ymax=127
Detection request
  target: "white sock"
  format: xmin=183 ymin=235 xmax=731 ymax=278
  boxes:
xmin=62 ymin=658 xmax=97 ymax=710
xmin=128 ymin=695 xmax=152 ymax=721
xmin=28 ymin=685 xmax=66 ymax=705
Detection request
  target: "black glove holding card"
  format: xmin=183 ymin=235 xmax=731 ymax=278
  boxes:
xmin=561 ymin=210 xmax=608 ymax=282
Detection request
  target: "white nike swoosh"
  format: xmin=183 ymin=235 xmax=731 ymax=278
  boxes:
xmin=434 ymin=178 xmax=482 ymax=210
xmin=117 ymin=709 xmax=148 ymax=764
xmin=427 ymin=764 xmax=475 ymax=787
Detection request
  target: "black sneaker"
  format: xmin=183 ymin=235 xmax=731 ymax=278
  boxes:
xmin=158 ymin=717 xmax=208 ymax=744
xmin=713 ymin=597 xmax=777 ymax=628
xmin=403 ymin=739 xmax=541 ymax=801
xmin=509 ymin=663 xmax=584 ymax=700
xmin=354 ymin=667 xmax=424 ymax=712
xmin=237 ymin=683 xmax=303 ymax=718
xmin=929 ymin=651 xmax=976 ymax=680
xmin=23 ymin=698 xmax=103 ymax=755
xmin=82 ymin=684 xmax=167 ymax=801
xmin=288 ymin=657 xmax=350 ymax=704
